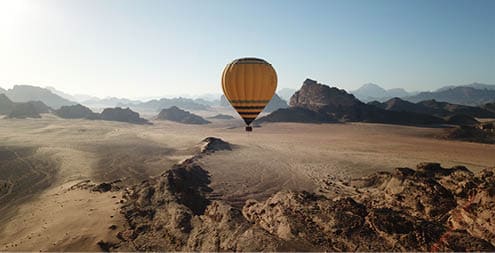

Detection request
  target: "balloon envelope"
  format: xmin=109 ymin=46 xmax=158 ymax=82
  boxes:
xmin=222 ymin=58 xmax=277 ymax=127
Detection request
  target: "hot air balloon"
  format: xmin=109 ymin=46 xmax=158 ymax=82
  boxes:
xmin=222 ymin=57 xmax=277 ymax=131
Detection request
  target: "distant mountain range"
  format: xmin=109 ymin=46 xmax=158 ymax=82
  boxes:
xmin=0 ymin=87 xmax=5 ymax=93
xmin=4 ymin=85 xmax=76 ymax=109
xmin=277 ymin=88 xmax=297 ymax=102
xmin=120 ymin=97 xmax=209 ymax=111
xmin=351 ymin=83 xmax=413 ymax=102
xmin=403 ymin=86 xmax=495 ymax=105
xmin=352 ymin=82 xmax=495 ymax=106
xmin=435 ymin=82 xmax=495 ymax=92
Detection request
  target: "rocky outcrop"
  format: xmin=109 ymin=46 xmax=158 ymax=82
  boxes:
xmin=156 ymin=106 xmax=210 ymax=125
xmin=197 ymin=137 xmax=232 ymax=154
xmin=441 ymin=125 xmax=495 ymax=144
xmin=290 ymin=79 xmax=362 ymax=111
xmin=259 ymin=79 xmax=445 ymax=125
xmin=100 ymin=107 xmax=150 ymax=125
xmin=0 ymin=94 xmax=15 ymax=115
xmin=1 ymin=94 xmax=50 ymax=117
xmin=7 ymin=101 xmax=51 ymax=118
xmin=110 ymin=138 xmax=495 ymax=251
xmin=54 ymin=104 xmax=99 ymax=120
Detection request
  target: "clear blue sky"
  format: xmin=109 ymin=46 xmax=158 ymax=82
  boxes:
xmin=0 ymin=0 xmax=494 ymax=98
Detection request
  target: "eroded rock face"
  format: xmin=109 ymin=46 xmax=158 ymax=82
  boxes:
xmin=290 ymin=79 xmax=361 ymax=111
xmin=112 ymin=141 xmax=495 ymax=252
xmin=100 ymin=107 xmax=150 ymax=125
xmin=55 ymin=104 xmax=99 ymax=120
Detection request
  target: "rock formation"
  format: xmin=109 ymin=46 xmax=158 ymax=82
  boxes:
xmin=0 ymin=94 xmax=15 ymax=115
xmin=54 ymin=104 xmax=99 ymax=120
xmin=7 ymin=101 xmax=51 ymax=118
xmin=156 ymin=106 xmax=210 ymax=125
xmin=105 ymin=138 xmax=495 ymax=251
xmin=441 ymin=125 xmax=495 ymax=144
xmin=259 ymin=79 xmax=445 ymax=126
xmin=100 ymin=107 xmax=150 ymax=125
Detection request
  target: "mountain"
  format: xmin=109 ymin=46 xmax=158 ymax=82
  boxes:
xmin=436 ymin=82 xmax=495 ymax=92
xmin=370 ymin=98 xmax=495 ymax=119
xmin=46 ymin=86 xmax=78 ymax=101
xmin=54 ymin=104 xmax=100 ymax=120
xmin=0 ymin=87 xmax=5 ymax=93
xmin=1 ymin=92 xmax=51 ymax=117
xmin=0 ymin=94 xmax=15 ymax=114
xmin=83 ymin=97 xmax=141 ymax=108
xmin=417 ymin=99 xmax=495 ymax=118
xmin=352 ymin=83 xmax=388 ymax=101
xmin=259 ymin=79 xmax=445 ymax=125
xmin=387 ymin=88 xmax=410 ymax=98
xmin=277 ymin=88 xmax=297 ymax=101
xmin=5 ymin=85 xmax=76 ymax=109
xmin=264 ymin=94 xmax=288 ymax=112
xmin=351 ymin=83 xmax=412 ymax=102
xmin=7 ymin=101 xmax=51 ymax=119
xmin=219 ymin=95 xmax=230 ymax=107
xmin=100 ymin=107 xmax=150 ymax=125
xmin=404 ymin=87 xmax=495 ymax=106
xmin=123 ymin=97 xmax=208 ymax=111
xmin=156 ymin=106 xmax=210 ymax=125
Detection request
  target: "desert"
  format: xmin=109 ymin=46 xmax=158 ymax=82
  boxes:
xmin=1 ymin=114 xmax=494 ymax=251
xmin=1 ymin=0 xmax=494 ymax=251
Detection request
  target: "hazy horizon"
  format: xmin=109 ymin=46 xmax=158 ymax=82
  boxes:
xmin=1 ymin=0 xmax=494 ymax=98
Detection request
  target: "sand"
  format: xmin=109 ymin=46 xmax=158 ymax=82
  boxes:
xmin=0 ymin=116 xmax=494 ymax=250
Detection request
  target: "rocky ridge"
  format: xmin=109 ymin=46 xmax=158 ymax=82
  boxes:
xmin=99 ymin=138 xmax=495 ymax=251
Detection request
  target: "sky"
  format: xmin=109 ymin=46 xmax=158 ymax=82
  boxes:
xmin=0 ymin=0 xmax=494 ymax=98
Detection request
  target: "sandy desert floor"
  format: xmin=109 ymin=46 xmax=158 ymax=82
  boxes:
xmin=0 ymin=116 xmax=494 ymax=250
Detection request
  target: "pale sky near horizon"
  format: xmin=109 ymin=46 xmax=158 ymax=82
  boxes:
xmin=0 ymin=0 xmax=494 ymax=98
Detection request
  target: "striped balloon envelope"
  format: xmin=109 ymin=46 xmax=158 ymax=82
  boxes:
xmin=221 ymin=57 xmax=277 ymax=131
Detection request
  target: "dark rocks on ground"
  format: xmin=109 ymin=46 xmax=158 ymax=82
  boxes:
xmin=441 ymin=125 xmax=495 ymax=144
xmin=100 ymin=107 xmax=150 ymax=125
xmin=55 ymin=104 xmax=99 ymax=119
xmin=156 ymin=106 xmax=210 ymax=125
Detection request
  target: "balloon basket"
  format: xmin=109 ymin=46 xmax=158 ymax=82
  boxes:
xmin=245 ymin=126 xmax=253 ymax=132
